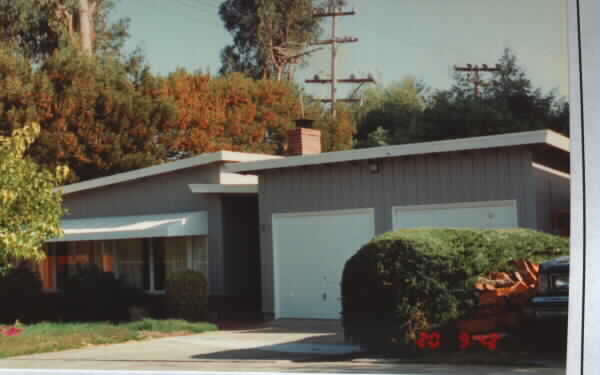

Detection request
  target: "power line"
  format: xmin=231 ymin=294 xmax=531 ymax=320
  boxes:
xmin=177 ymin=0 xmax=219 ymax=11
xmin=144 ymin=0 xmax=208 ymax=23
xmin=172 ymin=0 xmax=218 ymax=13
xmin=305 ymin=0 xmax=375 ymax=118
xmin=454 ymin=64 xmax=500 ymax=97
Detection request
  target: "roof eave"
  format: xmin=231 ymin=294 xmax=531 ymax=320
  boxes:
xmin=225 ymin=130 xmax=570 ymax=174
xmin=57 ymin=151 xmax=281 ymax=196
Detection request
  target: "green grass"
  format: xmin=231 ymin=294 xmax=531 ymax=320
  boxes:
xmin=0 ymin=319 xmax=217 ymax=359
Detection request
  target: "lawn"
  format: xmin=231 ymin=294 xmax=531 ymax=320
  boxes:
xmin=0 ymin=319 xmax=217 ymax=359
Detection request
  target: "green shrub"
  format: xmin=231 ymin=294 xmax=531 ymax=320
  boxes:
xmin=0 ymin=266 xmax=42 ymax=323
xmin=165 ymin=270 xmax=208 ymax=321
xmin=341 ymin=228 xmax=568 ymax=354
xmin=61 ymin=265 xmax=145 ymax=322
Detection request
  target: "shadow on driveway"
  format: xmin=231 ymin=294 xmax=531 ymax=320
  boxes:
xmin=191 ymin=319 xmax=363 ymax=362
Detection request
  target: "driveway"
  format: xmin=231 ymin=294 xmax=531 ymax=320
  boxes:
xmin=0 ymin=319 xmax=565 ymax=374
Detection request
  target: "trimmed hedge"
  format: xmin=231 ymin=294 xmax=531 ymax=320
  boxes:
xmin=341 ymin=228 xmax=569 ymax=353
xmin=165 ymin=270 xmax=208 ymax=321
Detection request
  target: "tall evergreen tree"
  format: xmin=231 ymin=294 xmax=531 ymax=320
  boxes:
xmin=219 ymin=0 xmax=322 ymax=80
xmin=0 ymin=0 xmax=129 ymax=62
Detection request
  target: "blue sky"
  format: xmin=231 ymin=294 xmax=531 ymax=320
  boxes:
xmin=112 ymin=0 xmax=568 ymax=98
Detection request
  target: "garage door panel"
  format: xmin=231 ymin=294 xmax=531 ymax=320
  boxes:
xmin=273 ymin=209 xmax=374 ymax=319
xmin=393 ymin=201 xmax=518 ymax=230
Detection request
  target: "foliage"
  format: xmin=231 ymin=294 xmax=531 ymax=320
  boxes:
xmin=353 ymin=49 xmax=569 ymax=147
xmin=158 ymin=71 xmax=301 ymax=156
xmin=219 ymin=0 xmax=322 ymax=80
xmin=60 ymin=265 xmax=146 ymax=322
xmin=0 ymin=319 xmax=217 ymax=359
xmin=0 ymin=0 xmax=130 ymax=62
xmin=307 ymin=102 xmax=356 ymax=151
xmin=165 ymin=270 xmax=209 ymax=322
xmin=124 ymin=319 xmax=217 ymax=334
xmin=341 ymin=228 xmax=569 ymax=353
xmin=0 ymin=122 xmax=65 ymax=267
xmin=0 ymin=46 xmax=177 ymax=182
xmin=157 ymin=71 xmax=354 ymax=156
xmin=419 ymin=49 xmax=569 ymax=141
xmin=0 ymin=267 xmax=42 ymax=323
xmin=354 ymin=77 xmax=427 ymax=147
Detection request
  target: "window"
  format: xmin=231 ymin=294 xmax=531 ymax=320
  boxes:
xmin=37 ymin=236 xmax=208 ymax=294
xmin=151 ymin=236 xmax=209 ymax=292
xmin=116 ymin=239 xmax=146 ymax=290
xmin=55 ymin=241 xmax=111 ymax=290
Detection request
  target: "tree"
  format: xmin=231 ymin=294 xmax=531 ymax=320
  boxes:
xmin=157 ymin=70 xmax=356 ymax=157
xmin=158 ymin=71 xmax=302 ymax=156
xmin=305 ymin=101 xmax=356 ymax=151
xmin=0 ymin=0 xmax=130 ymax=61
xmin=219 ymin=0 xmax=322 ymax=80
xmin=353 ymin=77 xmax=427 ymax=147
xmin=0 ymin=46 xmax=177 ymax=182
xmin=352 ymin=49 xmax=569 ymax=148
xmin=0 ymin=123 xmax=66 ymax=268
xmin=420 ymin=48 xmax=569 ymax=141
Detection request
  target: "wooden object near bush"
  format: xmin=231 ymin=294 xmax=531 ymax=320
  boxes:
xmin=457 ymin=259 xmax=541 ymax=334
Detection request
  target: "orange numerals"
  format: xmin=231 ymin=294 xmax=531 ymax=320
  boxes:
xmin=472 ymin=333 xmax=503 ymax=351
xmin=416 ymin=331 xmax=441 ymax=350
xmin=417 ymin=331 xmax=503 ymax=351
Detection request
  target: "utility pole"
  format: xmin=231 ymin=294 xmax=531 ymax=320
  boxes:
xmin=454 ymin=64 xmax=500 ymax=97
xmin=305 ymin=0 xmax=374 ymax=118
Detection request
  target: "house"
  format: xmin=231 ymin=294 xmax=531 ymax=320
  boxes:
xmin=36 ymin=126 xmax=570 ymax=321
xmin=38 ymin=151 xmax=281 ymax=319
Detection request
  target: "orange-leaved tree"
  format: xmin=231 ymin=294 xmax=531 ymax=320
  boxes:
xmin=158 ymin=71 xmax=302 ymax=156
xmin=0 ymin=47 xmax=177 ymax=182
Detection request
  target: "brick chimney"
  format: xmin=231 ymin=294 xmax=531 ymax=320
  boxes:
xmin=287 ymin=119 xmax=321 ymax=156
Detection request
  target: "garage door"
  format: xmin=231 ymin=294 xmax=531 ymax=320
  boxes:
xmin=393 ymin=200 xmax=518 ymax=230
xmin=272 ymin=209 xmax=375 ymax=319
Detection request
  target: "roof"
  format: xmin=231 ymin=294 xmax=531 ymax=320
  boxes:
xmin=58 ymin=151 xmax=282 ymax=195
xmin=225 ymin=130 xmax=570 ymax=174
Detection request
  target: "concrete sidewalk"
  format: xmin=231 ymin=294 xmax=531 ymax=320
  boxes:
xmin=0 ymin=320 xmax=565 ymax=374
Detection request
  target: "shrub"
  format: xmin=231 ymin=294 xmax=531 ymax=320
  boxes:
xmin=61 ymin=265 xmax=145 ymax=322
xmin=341 ymin=228 xmax=568 ymax=354
xmin=165 ymin=270 xmax=208 ymax=322
xmin=0 ymin=267 xmax=42 ymax=323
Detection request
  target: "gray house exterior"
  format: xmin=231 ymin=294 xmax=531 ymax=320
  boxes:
xmin=228 ymin=130 xmax=570 ymax=319
xmin=44 ymin=152 xmax=279 ymax=319
xmin=38 ymin=129 xmax=569 ymax=321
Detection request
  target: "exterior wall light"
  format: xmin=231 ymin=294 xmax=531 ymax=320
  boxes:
xmin=368 ymin=160 xmax=381 ymax=174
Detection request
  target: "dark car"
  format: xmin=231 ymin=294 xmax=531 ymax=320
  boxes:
xmin=526 ymin=256 xmax=569 ymax=320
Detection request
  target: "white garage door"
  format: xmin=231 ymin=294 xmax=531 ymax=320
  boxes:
xmin=272 ymin=209 xmax=375 ymax=319
xmin=393 ymin=200 xmax=518 ymax=230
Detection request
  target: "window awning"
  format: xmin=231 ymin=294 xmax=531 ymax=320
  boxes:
xmin=48 ymin=211 xmax=208 ymax=242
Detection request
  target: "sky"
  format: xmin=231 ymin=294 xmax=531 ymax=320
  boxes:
xmin=111 ymin=0 xmax=569 ymax=99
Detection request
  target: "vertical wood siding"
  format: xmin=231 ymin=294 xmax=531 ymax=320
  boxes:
xmin=257 ymin=147 xmax=537 ymax=315
xmin=533 ymin=165 xmax=571 ymax=234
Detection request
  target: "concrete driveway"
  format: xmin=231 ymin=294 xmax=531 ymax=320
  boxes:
xmin=0 ymin=319 xmax=565 ymax=374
